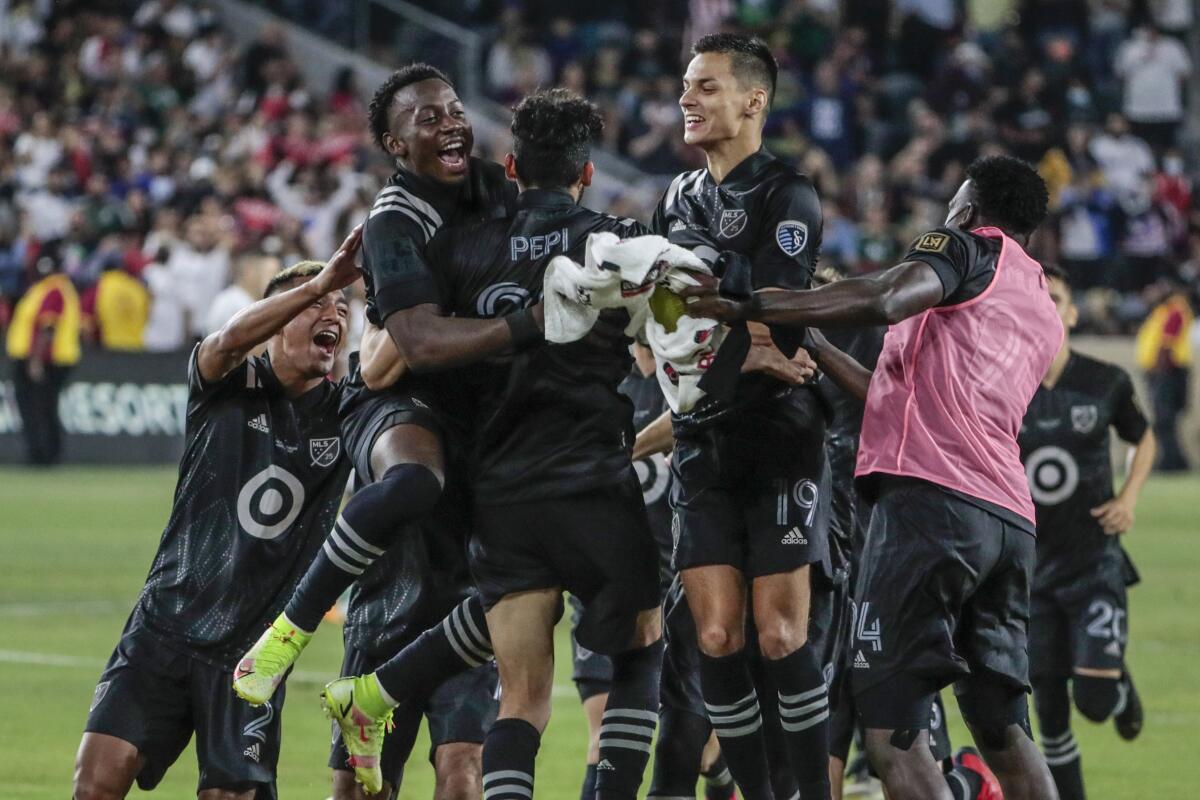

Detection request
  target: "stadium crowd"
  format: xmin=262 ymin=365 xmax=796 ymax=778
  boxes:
xmin=0 ymin=0 xmax=1196 ymax=359
xmin=467 ymin=0 xmax=1197 ymax=326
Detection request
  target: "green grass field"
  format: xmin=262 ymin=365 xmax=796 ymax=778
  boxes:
xmin=2 ymin=467 xmax=1197 ymax=799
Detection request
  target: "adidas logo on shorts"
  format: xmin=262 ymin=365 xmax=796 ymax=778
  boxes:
xmin=854 ymin=650 xmax=870 ymax=669
xmin=597 ymin=759 xmax=616 ymax=771
xmin=1104 ymin=640 xmax=1122 ymax=657
xmin=247 ymin=414 xmax=269 ymax=434
xmin=781 ymin=526 xmax=807 ymax=545
xmin=243 ymin=742 xmax=261 ymax=763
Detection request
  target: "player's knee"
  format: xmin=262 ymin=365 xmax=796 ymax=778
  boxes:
xmin=73 ymin=779 xmax=124 ymax=800
xmin=1073 ymin=674 xmax=1120 ymax=722
xmin=697 ymin=623 xmax=744 ymax=657
xmin=375 ymin=462 xmax=443 ymax=517
xmin=755 ymin=620 xmax=807 ymax=660
xmin=434 ymin=744 xmax=482 ymax=800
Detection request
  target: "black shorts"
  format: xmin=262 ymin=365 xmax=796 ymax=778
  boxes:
xmin=340 ymin=381 xmax=444 ymax=482
xmin=1030 ymin=566 xmax=1129 ymax=679
xmin=568 ymin=594 xmax=614 ymax=702
xmin=329 ymin=644 xmax=497 ymax=789
xmin=660 ymin=573 xmax=706 ymax=717
xmin=85 ymin=621 xmax=280 ymax=797
xmin=469 ymin=475 xmax=661 ymax=655
xmin=670 ymin=400 xmax=827 ymax=578
xmin=809 ymin=568 xmax=852 ymax=696
xmin=850 ymin=478 xmax=1035 ymax=730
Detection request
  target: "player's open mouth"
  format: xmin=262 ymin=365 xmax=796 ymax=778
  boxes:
xmin=684 ymin=114 xmax=705 ymax=130
xmin=437 ymin=141 xmax=466 ymax=171
xmin=313 ymin=329 xmax=339 ymax=356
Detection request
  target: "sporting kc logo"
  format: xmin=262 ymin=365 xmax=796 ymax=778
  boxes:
xmin=775 ymin=220 xmax=808 ymax=256
xmin=309 ymin=437 xmax=341 ymax=468
xmin=718 ymin=209 xmax=748 ymax=238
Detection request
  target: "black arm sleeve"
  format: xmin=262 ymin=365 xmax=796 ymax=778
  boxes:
xmin=1111 ymin=371 xmax=1150 ymax=444
xmin=362 ymin=206 xmax=438 ymax=323
xmin=750 ymin=176 xmax=823 ymax=291
xmin=900 ymin=227 xmax=980 ymax=304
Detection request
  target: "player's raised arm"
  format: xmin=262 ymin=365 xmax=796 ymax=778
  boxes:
xmin=196 ymin=225 xmax=362 ymax=384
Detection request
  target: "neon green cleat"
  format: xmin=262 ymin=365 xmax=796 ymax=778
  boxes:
xmin=232 ymin=614 xmax=312 ymax=706
xmin=321 ymin=676 xmax=394 ymax=795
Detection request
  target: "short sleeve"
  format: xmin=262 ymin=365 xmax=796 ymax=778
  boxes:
xmin=902 ymin=227 xmax=973 ymax=303
xmin=362 ymin=201 xmax=439 ymax=322
xmin=187 ymin=342 xmax=249 ymax=404
xmin=750 ymin=177 xmax=823 ymax=291
xmin=1111 ymin=371 xmax=1149 ymax=444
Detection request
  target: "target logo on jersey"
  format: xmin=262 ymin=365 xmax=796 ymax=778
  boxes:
xmin=1024 ymin=445 xmax=1080 ymax=505
xmin=236 ymin=465 xmax=306 ymax=539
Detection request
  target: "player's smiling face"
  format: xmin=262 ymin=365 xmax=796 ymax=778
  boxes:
xmin=384 ymin=78 xmax=473 ymax=185
xmin=274 ymin=284 xmax=350 ymax=378
xmin=680 ymin=53 xmax=759 ymax=148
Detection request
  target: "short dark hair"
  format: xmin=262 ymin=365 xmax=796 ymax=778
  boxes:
xmin=691 ymin=33 xmax=777 ymax=107
xmin=510 ymin=89 xmax=603 ymax=189
xmin=965 ymin=155 xmax=1049 ymax=236
xmin=264 ymin=260 xmax=325 ymax=298
xmin=1042 ymin=263 xmax=1070 ymax=289
xmin=367 ymin=63 xmax=453 ymax=153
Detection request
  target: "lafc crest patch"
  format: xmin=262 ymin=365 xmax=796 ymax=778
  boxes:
xmin=309 ymin=437 xmax=341 ymax=467
xmin=913 ymin=232 xmax=950 ymax=253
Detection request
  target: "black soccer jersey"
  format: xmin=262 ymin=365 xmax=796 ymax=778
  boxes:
xmin=651 ymin=147 xmax=823 ymax=426
xmin=426 ymin=188 xmax=648 ymax=505
xmin=341 ymin=494 xmax=473 ymax=656
xmin=135 ymin=347 xmax=350 ymax=669
xmin=621 ymin=368 xmax=671 ymax=546
xmin=361 ymin=157 xmax=517 ymax=325
xmin=1018 ymin=351 xmax=1148 ymax=590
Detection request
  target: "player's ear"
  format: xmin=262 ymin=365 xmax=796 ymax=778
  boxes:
xmin=504 ymin=153 xmax=518 ymax=182
xmin=1066 ymin=299 xmax=1079 ymax=330
xmin=746 ymin=87 xmax=767 ymax=118
xmin=383 ymin=131 xmax=406 ymax=159
xmin=579 ymin=161 xmax=594 ymax=188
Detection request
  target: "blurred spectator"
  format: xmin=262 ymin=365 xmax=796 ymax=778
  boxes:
xmin=1113 ymin=25 xmax=1190 ymax=149
xmin=166 ymin=216 xmax=231 ymax=339
xmin=204 ymin=253 xmax=281 ymax=335
xmin=1089 ymin=113 xmax=1155 ymax=200
xmin=140 ymin=246 xmax=187 ymax=352
xmin=1136 ymin=284 xmax=1193 ymax=471
xmin=5 ymin=244 xmax=80 ymax=465
xmin=265 ymin=161 xmax=360 ymax=260
xmin=83 ymin=258 xmax=151 ymax=351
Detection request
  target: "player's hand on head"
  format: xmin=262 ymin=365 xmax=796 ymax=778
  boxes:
xmin=1091 ymin=497 xmax=1134 ymax=535
xmin=314 ymin=224 xmax=364 ymax=294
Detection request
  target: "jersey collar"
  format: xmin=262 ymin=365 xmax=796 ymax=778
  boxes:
xmin=706 ymin=147 xmax=774 ymax=188
xmin=517 ymin=188 xmax=577 ymax=209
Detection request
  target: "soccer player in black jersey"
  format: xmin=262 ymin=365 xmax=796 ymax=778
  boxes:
xmin=1019 ymin=266 xmax=1155 ymax=800
xmin=684 ymin=157 xmax=1065 ymax=800
xmin=73 ymin=233 xmax=362 ymax=800
xmin=328 ymin=499 xmax=497 ymax=800
xmin=651 ymin=33 xmax=833 ymax=800
xmin=234 ymin=64 xmax=528 ymax=715
xmin=568 ymin=343 xmax=739 ymax=800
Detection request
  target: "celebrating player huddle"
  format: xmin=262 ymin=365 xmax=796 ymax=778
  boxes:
xmin=73 ymin=32 xmax=1152 ymax=800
